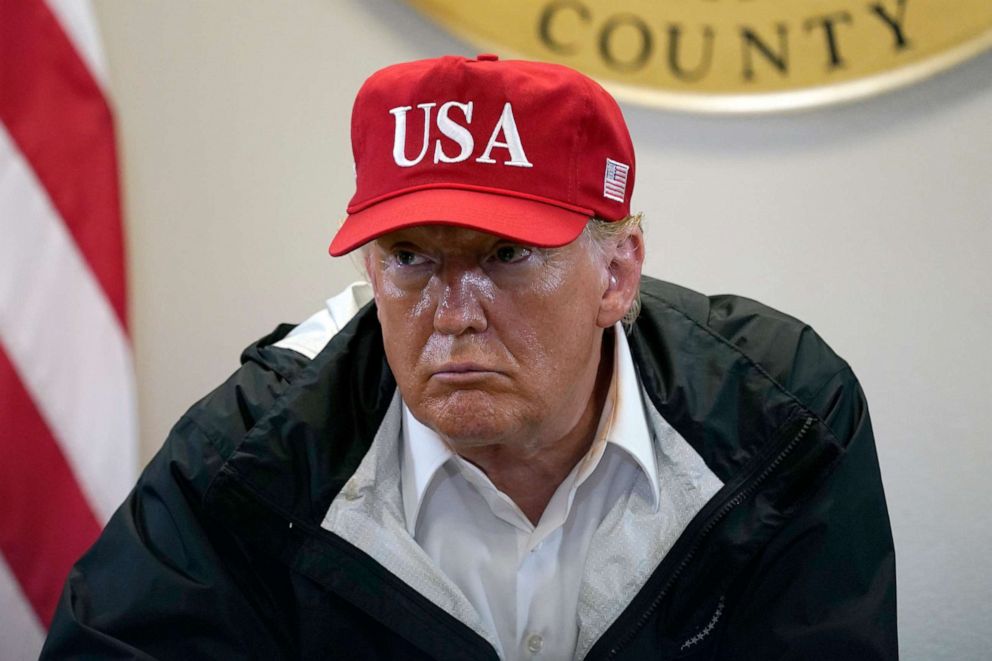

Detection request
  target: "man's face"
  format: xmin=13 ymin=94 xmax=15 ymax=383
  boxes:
xmin=366 ymin=225 xmax=620 ymax=453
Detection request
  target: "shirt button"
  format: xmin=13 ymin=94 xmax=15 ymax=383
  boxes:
xmin=477 ymin=53 xmax=499 ymax=61
xmin=526 ymin=633 xmax=544 ymax=654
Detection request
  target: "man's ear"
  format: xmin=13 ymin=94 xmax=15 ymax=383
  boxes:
xmin=596 ymin=229 xmax=645 ymax=328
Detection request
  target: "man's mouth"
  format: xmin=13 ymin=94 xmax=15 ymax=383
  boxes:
xmin=431 ymin=362 xmax=502 ymax=383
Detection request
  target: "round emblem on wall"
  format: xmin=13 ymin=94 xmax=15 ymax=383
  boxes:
xmin=406 ymin=0 xmax=992 ymax=113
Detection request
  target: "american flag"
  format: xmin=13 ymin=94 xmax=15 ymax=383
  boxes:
xmin=0 ymin=1 xmax=136 ymax=657
xmin=603 ymin=158 xmax=630 ymax=203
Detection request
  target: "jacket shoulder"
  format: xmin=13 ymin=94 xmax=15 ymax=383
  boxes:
xmin=638 ymin=277 xmax=854 ymax=416
xmin=189 ymin=325 xmax=311 ymax=433
xmin=146 ymin=324 xmax=311 ymax=498
xmin=178 ymin=282 xmax=376 ymax=468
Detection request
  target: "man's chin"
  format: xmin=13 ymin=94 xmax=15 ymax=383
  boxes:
xmin=415 ymin=392 xmax=519 ymax=448
xmin=428 ymin=416 xmax=510 ymax=449
xmin=407 ymin=388 xmax=520 ymax=448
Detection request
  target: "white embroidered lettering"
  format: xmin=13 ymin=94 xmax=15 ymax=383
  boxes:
xmin=390 ymin=103 xmax=436 ymax=167
xmin=433 ymin=101 xmax=474 ymax=164
xmin=476 ymin=103 xmax=533 ymax=168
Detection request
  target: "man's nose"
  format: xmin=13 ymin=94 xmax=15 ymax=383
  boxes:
xmin=433 ymin=267 xmax=490 ymax=335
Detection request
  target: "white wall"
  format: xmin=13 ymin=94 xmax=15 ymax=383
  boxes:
xmin=93 ymin=2 xmax=992 ymax=659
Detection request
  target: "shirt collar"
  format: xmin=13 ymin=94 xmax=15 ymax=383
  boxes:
xmin=401 ymin=404 xmax=454 ymax=535
xmin=606 ymin=322 xmax=660 ymax=507
xmin=400 ymin=323 xmax=659 ymax=535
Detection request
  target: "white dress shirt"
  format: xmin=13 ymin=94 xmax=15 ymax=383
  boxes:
xmin=401 ymin=325 xmax=659 ymax=661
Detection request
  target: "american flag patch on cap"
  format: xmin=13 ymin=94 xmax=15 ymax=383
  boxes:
xmin=603 ymin=158 xmax=629 ymax=203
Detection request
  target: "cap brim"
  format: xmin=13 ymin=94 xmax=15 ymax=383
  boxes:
xmin=328 ymin=189 xmax=592 ymax=256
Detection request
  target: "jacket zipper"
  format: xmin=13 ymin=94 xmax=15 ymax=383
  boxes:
xmin=602 ymin=415 xmax=814 ymax=660
xmin=680 ymin=595 xmax=725 ymax=651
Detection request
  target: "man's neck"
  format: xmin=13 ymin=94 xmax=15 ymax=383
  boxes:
xmin=454 ymin=331 xmax=616 ymax=525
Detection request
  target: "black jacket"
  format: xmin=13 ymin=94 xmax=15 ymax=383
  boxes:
xmin=42 ymin=277 xmax=897 ymax=660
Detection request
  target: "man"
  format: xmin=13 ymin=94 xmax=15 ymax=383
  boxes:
xmin=43 ymin=55 xmax=896 ymax=659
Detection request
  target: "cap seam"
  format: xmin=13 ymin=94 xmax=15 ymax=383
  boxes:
xmin=348 ymin=183 xmax=595 ymax=216
xmin=573 ymin=80 xmax=595 ymax=210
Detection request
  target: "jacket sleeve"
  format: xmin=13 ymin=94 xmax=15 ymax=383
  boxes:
xmin=719 ymin=367 xmax=898 ymax=660
xmin=41 ymin=351 xmax=301 ymax=660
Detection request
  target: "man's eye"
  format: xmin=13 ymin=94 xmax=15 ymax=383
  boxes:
xmin=492 ymin=245 xmax=532 ymax=264
xmin=394 ymin=250 xmax=427 ymax=266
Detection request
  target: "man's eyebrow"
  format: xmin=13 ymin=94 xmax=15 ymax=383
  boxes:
xmin=373 ymin=236 xmax=418 ymax=251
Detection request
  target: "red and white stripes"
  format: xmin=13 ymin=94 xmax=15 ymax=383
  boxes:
xmin=0 ymin=0 xmax=136 ymax=655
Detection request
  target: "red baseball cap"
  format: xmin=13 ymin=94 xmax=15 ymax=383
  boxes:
xmin=329 ymin=54 xmax=636 ymax=256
